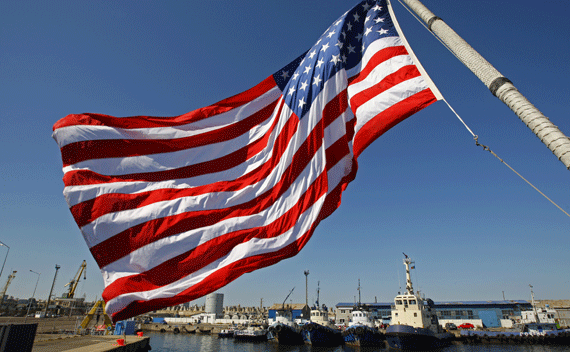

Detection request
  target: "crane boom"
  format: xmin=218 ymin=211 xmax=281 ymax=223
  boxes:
xmin=0 ymin=271 xmax=16 ymax=306
xmin=64 ymin=260 xmax=86 ymax=299
xmin=282 ymin=287 xmax=295 ymax=308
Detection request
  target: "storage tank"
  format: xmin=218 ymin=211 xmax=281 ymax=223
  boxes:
xmin=205 ymin=293 xmax=224 ymax=318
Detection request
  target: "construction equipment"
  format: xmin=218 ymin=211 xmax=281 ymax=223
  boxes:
xmin=0 ymin=270 xmax=17 ymax=306
xmin=78 ymin=300 xmax=113 ymax=334
xmin=63 ymin=260 xmax=86 ymax=299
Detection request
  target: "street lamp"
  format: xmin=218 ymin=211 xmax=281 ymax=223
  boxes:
xmin=25 ymin=270 xmax=41 ymax=323
xmin=0 ymin=241 xmax=9 ymax=278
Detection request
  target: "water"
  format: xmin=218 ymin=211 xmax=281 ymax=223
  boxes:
xmin=146 ymin=332 xmax=570 ymax=352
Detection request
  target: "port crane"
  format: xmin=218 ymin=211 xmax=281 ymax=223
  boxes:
xmin=77 ymin=300 xmax=113 ymax=334
xmin=63 ymin=260 xmax=86 ymax=299
xmin=0 ymin=271 xmax=17 ymax=306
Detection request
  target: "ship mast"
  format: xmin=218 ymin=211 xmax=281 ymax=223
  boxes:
xmin=529 ymin=284 xmax=540 ymax=323
xmin=403 ymin=253 xmax=415 ymax=295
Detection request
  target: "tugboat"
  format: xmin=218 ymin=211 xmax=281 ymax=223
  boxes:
xmin=385 ymin=253 xmax=454 ymax=350
xmin=267 ymin=287 xmax=304 ymax=345
xmin=301 ymin=282 xmax=344 ymax=347
xmin=343 ymin=280 xmax=385 ymax=347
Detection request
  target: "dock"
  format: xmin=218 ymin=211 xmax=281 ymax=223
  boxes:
xmin=32 ymin=334 xmax=150 ymax=352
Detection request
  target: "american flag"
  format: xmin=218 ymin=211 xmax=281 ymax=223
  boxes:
xmin=52 ymin=0 xmax=441 ymax=322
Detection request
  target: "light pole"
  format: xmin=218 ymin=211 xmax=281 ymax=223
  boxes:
xmin=25 ymin=270 xmax=41 ymax=323
xmin=0 ymin=241 xmax=9 ymax=278
xmin=304 ymin=270 xmax=309 ymax=307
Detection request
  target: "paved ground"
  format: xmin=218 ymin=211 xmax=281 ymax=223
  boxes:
xmin=31 ymin=335 xmax=150 ymax=352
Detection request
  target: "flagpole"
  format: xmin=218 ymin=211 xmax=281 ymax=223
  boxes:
xmin=400 ymin=0 xmax=570 ymax=169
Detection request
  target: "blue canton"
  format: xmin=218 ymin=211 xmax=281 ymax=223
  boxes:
xmin=272 ymin=0 xmax=396 ymax=119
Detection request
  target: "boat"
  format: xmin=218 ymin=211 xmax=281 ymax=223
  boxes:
xmin=233 ymin=326 xmax=268 ymax=342
xmin=217 ymin=328 xmax=236 ymax=338
xmin=301 ymin=282 xmax=344 ymax=347
xmin=385 ymin=253 xmax=454 ymax=350
xmin=461 ymin=285 xmax=570 ymax=344
xmin=342 ymin=280 xmax=385 ymax=347
xmin=267 ymin=287 xmax=304 ymax=345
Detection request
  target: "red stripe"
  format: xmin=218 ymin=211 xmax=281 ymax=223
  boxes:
xmin=60 ymin=99 xmax=278 ymax=167
xmin=101 ymin=169 xmax=328 ymax=300
xmin=53 ymin=76 xmax=277 ymax=130
xmin=349 ymin=65 xmax=423 ymax=110
xmin=348 ymin=46 xmax=409 ymax=86
xmin=353 ymin=88 xmax=437 ymax=158
xmin=90 ymin=114 xmax=326 ymax=268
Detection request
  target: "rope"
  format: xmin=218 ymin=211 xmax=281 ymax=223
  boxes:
xmin=395 ymin=0 xmax=570 ymax=219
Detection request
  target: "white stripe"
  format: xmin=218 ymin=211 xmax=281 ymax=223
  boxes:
xmin=347 ymin=54 xmax=416 ymax=97
xmin=52 ymin=86 xmax=282 ymax=148
xmin=100 ymin=141 xmax=326 ymax=283
xmin=353 ymin=76 xmax=429 ymax=134
xmin=104 ymin=195 xmax=326 ymax=315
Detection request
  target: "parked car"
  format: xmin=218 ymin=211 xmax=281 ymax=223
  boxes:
xmin=458 ymin=323 xmax=475 ymax=329
xmin=445 ymin=323 xmax=457 ymax=330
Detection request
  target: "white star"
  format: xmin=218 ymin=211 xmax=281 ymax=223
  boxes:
xmin=336 ymin=40 xmax=344 ymax=49
xmin=356 ymin=33 xmax=363 ymax=41
xmin=365 ymin=16 xmax=371 ymax=23
xmin=288 ymin=86 xmax=296 ymax=95
xmin=315 ymin=38 xmax=322 ymax=46
xmin=335 ymin=18 xmax=343 ymax=26
xmin=342 ymin=54 xmax=347 ymax=63
xmin=374 ymin=17 xmax=385 ymax=24
xmin=281 ymin=71 xmax=289 ymax=80
xmin=362 ymin=2 xmax=371 ymax=11
xmin=292 ymin=72 xmax=299 ymax=80
xmin=299 ymin=81 xmax=308 ymax=91
xmin=341 ymin=30 xmax=346 ymax=39
xmin=353 ymin=13 xmax=360 ymax=22
xmin=364 ymin=27 xmax=372 ymax=36
xmin=330 ymin=54 xmax=341 ymax=65
xmin=362 ymin=44 xmax=366 ymax=52
xmin=298 ymin=97 xmax=306 ymax=108
xmin=346 ymin=22 xmax=352 ymax=31
xmin=315 ymin=58 xmax=325 ymax=68
xmin=327 ymin=30 xmax=336 ymax=38
xmin=378 ymin=28 xmax=389 ymax=35
xmin=372 ymin=5 xmax=382 ymax=11
xmin=303 ymin=66 xmax=311 ymax=74
xmin=308 ymin=50 xmax=317 ymax=59
xmin=312 ymin=74 xmax=322 ymax=86
xmin=320 ymin=42 xmax=330 ymax=52
xmin=347 ymin=44 xmax=356 ymax=54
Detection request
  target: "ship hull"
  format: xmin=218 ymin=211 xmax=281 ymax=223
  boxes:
xmin=386 ymin=324 xmax=452 ymax=350
xmin=343 ymin=325 xmax=385 ymax=347
xmin=301 ymin=322 xmax=344 ymax=347
xmin=269 ymin=324 xmax=304 ymax=345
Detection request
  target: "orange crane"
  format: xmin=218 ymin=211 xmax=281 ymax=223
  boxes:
xmin=63 ymin=260 xmax=86 ymax=299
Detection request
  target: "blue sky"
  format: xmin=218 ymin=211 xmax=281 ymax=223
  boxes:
xmin=1 ymin=0 xmax=568 ymax=309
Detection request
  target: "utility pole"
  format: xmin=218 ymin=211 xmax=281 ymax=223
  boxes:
xmin=44 ymin=264 xmax=60 ymax=317
xmin=304 ymin=270 xmax=309 ymax=306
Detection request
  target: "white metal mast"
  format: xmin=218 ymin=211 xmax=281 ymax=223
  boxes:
xmin=399 ymin=0 xmax=570 ymax=169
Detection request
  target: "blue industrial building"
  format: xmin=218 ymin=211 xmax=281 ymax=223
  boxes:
xmin=335 ymin=300 xmax=533 ymax=328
